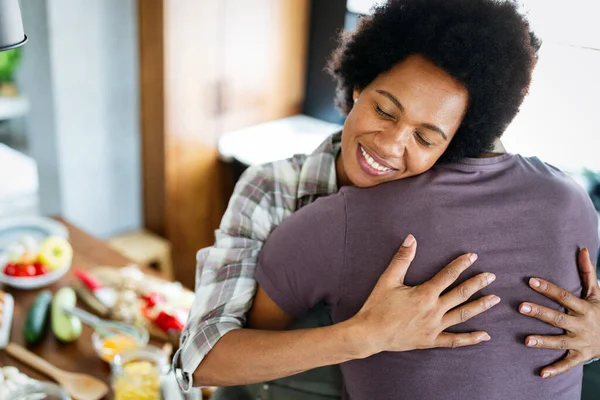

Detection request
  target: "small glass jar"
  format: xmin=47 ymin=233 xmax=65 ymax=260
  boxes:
xmin=7 ymin=381 xmax=71 ymax=400
xmin=110 ymin=346 xmax=169 ymax=400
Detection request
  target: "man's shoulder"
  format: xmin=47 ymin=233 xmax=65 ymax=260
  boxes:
xmin=516 ymin=156 xmax=591 ymax=203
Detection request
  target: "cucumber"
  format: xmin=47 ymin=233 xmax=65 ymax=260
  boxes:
xmin=51 ymin=287 xmax=82 ymax=342
xmin=23 ymin=290 xmax=53 ymax=345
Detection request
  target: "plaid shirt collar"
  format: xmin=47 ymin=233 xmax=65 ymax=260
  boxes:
xmin=296 ymin=131 xmax=342 ymax=199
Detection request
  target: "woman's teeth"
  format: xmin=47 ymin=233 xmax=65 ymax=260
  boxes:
xmin=361 ymin=146 xmax=392 ymax=172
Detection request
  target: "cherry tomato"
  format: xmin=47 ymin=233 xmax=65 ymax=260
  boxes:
xmin=34 ymin=262 xmax=48 ymax=276
xmin=13 ymin=264 xmax=28 ymax=277
xmin=16 ymin=264 xmax=37 ymax=277
xmin=23 ymin=264 xmax=36 ymax=276
xmin=4 ymin=263 xmax=18 ymax=276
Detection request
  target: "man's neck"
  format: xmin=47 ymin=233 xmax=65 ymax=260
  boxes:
xmin=479 ymin=139 xmax=506 ymax=158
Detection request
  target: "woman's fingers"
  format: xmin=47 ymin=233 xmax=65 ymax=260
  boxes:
xmin=422 ymin=253 xmax=479 ymax=294
xmin=519 ymin=302 xmax=577 ymax=330
xmin=442 ymin=295 xmax=501 ymax=328
xmin=434 ymin=331 xmax=491 ymax=348
xmin=524 ymin=335 xmax=580 ymax=351
xmin=539 ymin=352 xmax=586 ymax=379
xmin=441 ymin=272 xmax=496 ymax=311
xmin=382 ymin=234 xmax=417 ymax=285
xmin=527 ymin=277 xmax=587 ymax=314
xmin=578 ymin=248 xmax=600 ymax=299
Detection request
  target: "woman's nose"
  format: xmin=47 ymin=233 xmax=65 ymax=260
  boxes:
xmin=374 ymin=124 xmax=413 ymax=158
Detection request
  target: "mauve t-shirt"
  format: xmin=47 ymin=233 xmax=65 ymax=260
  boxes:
xmin=256 ymin=154 xmax=600 ymax=400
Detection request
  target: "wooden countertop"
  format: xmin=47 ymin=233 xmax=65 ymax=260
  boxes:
xmin=0 ymin=218 xmax=162 ymax=399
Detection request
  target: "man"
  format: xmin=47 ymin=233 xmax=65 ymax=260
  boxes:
xmin=253 ymin=153 xmax=600 ymax=400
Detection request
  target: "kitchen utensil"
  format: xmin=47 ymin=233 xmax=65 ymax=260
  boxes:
xmin=73 ymin=269 xmax=116 ymax=308
xmin=62 ymin=306 xmax=146 ymax=340
xmin=5 ymin=342 xmax=109 ymax=400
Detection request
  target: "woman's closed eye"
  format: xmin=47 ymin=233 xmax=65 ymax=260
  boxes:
xmin=375 ymin=105 xmax=395 ymax=120
xmin=414 ymin=132 xmax=434 ymax=147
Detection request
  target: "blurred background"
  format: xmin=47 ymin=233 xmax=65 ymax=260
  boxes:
xmin=1 ymin=0 xmax=599 ymax=289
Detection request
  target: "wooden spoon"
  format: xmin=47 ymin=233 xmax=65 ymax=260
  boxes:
xmin=6 ymin=342 xmax=109 ymax=400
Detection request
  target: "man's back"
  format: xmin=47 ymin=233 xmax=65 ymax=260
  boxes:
xmin=257 ymin=154 xmax=599 ymax=400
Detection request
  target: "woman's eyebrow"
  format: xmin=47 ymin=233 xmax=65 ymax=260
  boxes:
xmin=376 ymin=89 xmax=404 ymax=112
xmin=376 ymin=89 xmax=447 ymax=140
xmin=421 ymin=123 xmax=447 ymax=141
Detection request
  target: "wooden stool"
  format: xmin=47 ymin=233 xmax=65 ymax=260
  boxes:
xmin=107 ymin=230 xmax=174 ymax=280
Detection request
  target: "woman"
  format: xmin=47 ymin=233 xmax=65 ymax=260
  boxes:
xmin=173 ymin=0 xmax=600 ymax=398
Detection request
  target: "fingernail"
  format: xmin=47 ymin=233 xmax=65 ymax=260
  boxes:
xmin=542 ymin=371 xmax=550 ymax=378
xmin=487 ymin=273 xmax=496 ymax=284
xmin=402 ymin=234 xmax=415 ymax=247
xmin=481 ymin=334 xmax=491 ymax=342
xmin=530 ymin=278 xmax=541 ymax=288
xmin=489 ymin=296 xmax=501 ymax=306
xmin=526 ymin=338 xmax=538 ymax=346
xmin=521 ymin=304 xmax=532 ymax=313
xmin=469 ymin=253 xmax=478 ymax=264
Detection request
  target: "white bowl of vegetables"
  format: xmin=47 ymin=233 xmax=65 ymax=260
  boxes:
xmin=0 ymin=236 xmax=73 ymax=290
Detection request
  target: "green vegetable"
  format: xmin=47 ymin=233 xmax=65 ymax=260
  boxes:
xmin=0 ymin=49 xmax=22 ymax=82
xmin=51 ymin=287 xmax=82 ymax=342
xmin=23 ymin=290 xmax=53 ymax=345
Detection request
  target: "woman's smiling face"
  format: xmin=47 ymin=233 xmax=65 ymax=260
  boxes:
xmin=338 ymin=54 xmax=470 ymax=187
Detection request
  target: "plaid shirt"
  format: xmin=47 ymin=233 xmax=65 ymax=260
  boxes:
xmin=173 ymin=132 xmax=342 ymax=391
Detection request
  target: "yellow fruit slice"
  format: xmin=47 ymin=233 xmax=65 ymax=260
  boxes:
xmin=38 ymin=236 xmax=73 ymax=271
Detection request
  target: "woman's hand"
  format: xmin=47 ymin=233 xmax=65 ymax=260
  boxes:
xmin=519 ymin=248 xmax=600 ymax=378
xmin=351 ymin=234 xmax=500 ymax=356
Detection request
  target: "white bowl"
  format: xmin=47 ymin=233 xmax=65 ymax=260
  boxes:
xmin=0 ymin=217 xmax=71 ymax=290
xmin=0 ymin=260 xmax=71 ymax=290
xmin=0 ymin=216 xmax=69 ymax=253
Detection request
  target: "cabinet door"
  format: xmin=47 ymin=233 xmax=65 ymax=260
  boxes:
xmin=219 ymin=0 xmax=310 ymax=133
xmin=140 ymin=0 xmax=309 ymax=288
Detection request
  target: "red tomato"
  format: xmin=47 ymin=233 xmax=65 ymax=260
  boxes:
xmin=23 ymin=264 xmax=37 ymax=277
xmin=34 ymin=262 xmax=48 ymax=276
xmin=13 ymin=264 xmax=28 ymax=277
xmin=14 ymin=263 xmax=37 ymax=277
xmin=4 ymin=263 xmax=18 ymax=276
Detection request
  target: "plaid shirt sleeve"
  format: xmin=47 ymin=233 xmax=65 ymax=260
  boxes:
xmin=173 ymin=161 xmax=299 ymax=391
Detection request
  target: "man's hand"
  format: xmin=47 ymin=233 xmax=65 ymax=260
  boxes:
xmin=519 ymin=248 xmax=600 ymax=378
xmin=351 ymin=234 xmax=500 ymax=356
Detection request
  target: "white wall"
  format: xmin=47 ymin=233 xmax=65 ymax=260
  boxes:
xmin=503 ymin=0 xmax=600 ymax=172
xmin=19 ymin=0 xmax=62 ymax=216
xmin=20 ymin=0 xmax=142 ymax=238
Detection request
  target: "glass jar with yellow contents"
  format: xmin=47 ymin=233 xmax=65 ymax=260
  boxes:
xmin=110 ymin=346 xmax=169 ymax=400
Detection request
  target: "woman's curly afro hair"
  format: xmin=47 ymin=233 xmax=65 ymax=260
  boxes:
xmin=328 ymin=0 xmax=541 ymax=162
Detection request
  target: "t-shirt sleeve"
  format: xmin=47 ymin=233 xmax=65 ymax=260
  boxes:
xmin=256 ymin=192 xmax=347 ymax=319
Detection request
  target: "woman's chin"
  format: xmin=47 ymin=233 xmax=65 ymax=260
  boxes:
xmin=347 ymin=168 xmax=395 ymax=188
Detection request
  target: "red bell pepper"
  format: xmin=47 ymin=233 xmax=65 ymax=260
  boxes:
xmin=141 ymin=292 xmax=165 ymax=308
xmin=155 ymin=311 xmax=184 ymax=332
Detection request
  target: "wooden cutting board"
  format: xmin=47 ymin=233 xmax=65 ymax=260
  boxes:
xmin=72 ymin=266 xmax=194 ymax=344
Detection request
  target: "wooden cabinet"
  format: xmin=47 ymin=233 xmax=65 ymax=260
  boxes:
xmin=138 ymin=0 xmax=310 ymax=288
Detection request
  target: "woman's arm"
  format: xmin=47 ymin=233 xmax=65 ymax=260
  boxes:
xmin=173 ymin=163 xmax=284 ymax=390
xmin=519 ymin=248 xmax=600 ymax=378
xmin=194 ymin=237 xmax=500 ymax=387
